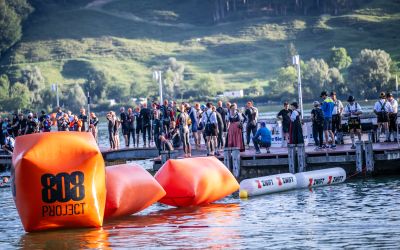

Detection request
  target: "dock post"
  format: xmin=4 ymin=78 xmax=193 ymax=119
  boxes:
xmin=364 ymin=141 xmax=374 ymax=173
xmin=296 ymin=144 xmax=306 ymax=173
xmin=355 ymin=141 xmax=363 ymax=172
xmin=288 ymin=144 xmax=296 ymax=174
xmin=223 ymin=148 xmax=232 ymax=170
xmin=160 ymin=151 xmax=170 ymax=165
xmin=231 ymin=148 xmax=241 ymax=178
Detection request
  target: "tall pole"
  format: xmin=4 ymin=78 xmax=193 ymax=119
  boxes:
xmin=396 ymin=75 xmax=398 ymax=98
xmin=87 ymin=91 xmax=91 ymax=120
xmin=293 ymin=55 xmax=303 ymax=118
xmin=56 ymin=83 xmax=60 ymax=107
xmin=158 ymin=70 xmax=163 ymax=104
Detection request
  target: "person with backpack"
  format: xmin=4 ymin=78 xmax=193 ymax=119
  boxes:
xmin=321 ymin=91 xmax=336 ymax=148
xmin=386 ymin=93 xmax=398 ymax=142
xmin=311 ymin=101 xmax=324 ymax=149
xmin=201 ymin=103 xmax=218 ymax=156
xmin=2 ymin=132 xmax=15 ymax=153
xmin=345 ymin=96 xmax=363 ymax=149
xmin=374 ymin=92 xmax=392 ymax=142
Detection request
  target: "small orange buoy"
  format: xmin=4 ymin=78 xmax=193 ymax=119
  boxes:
xmin=12 ymin=132 xmax=106 ymax=232
xmin=104 ymin=163 xmax=166 ymax=219
xmin=155 ymin=157 xmax=239 ymax=207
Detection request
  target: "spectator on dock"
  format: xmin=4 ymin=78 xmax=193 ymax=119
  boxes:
xmin=345 ymin=96 xmax=362 ymax=149
xmin=253 ymin=122 xmax=271 ymax=154
xmin=42 ymin=115 xmax=52 ymax=132
xmin=244 ymin=100 xmax=259 ymax=148
xmin=79 ymin=108 xmax=88 ymax=132
xmin=386 ymin=93 xmax=398 ymax=142
xmin=106 ymin=111 xmax=117 ymax=150
xmin=311 ymin=101 xmax=324 ymax=150
xmin=202 ymin=103 xmax=218 ymax=156
xmin=226 ymin=103 xmax=245 ymax=152
xmin=160 ymin=100 xmax=173 ymax=134
xmin=178 ymin=103 xmax=191 ymax=157
xmin=331 ymin=92 xmax=344 ymax=144
xmin=277 ymin=102 xmax=291 ymax=147
xmin=321 ymin=91 xmax=336 ymax=148
xmin=289 ymin=102 xmax=304 ymax=145
xmin=374 ymin=92 xmax=392 ymax=142
xmin=214 ymin=105 xmax=224 ymax=155
xmin=120 ymin=107 xmax=130 ymax=147
xmin=89 ymin=112 xmax=99 ymax=142
xmin=55 ymin=107 xmax=64 ymax=131
xmin=194 ymin=102 xmax=203 ymax=149
xmin=69 ymin=115 xmax=82 ymax=132
xmin=13 ymin=113 xmax=27 ymax=136
xmin=2 ymin=132 xmax=15 ymax=153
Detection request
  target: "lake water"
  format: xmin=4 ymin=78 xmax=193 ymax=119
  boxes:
xmin=1 ymin=176 xmax=400 ymax=249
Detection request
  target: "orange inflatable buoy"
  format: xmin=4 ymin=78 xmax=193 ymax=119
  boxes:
xmin=154 ymin=157 xmax=239 ymax=207
xmin=104 ymin=164 xmax=166 ymax=219
xmin=11 ymin=132 xmax=106 ymax=232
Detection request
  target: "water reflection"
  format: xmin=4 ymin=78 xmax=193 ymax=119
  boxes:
xmin=19 ymin=228 xmax=110 ymax=250
xmin=104 ymin=203 xmax=241 ymax=248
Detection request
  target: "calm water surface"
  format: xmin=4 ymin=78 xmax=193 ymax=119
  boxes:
xmin=1 ymin=176 xmax=400 ymax=249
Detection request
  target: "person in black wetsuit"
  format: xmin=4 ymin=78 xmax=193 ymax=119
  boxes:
xmin=106 ymin=112 xmax=116 ymax=150
xmin=244 ymin=100 xmax=258 ymax=147
xmin=160 ymin=100 xmax=173 ymax=134
xmin=216 ymin=100 xmax=227 ymax=149
xmin=140 ymin=103 xmax=152 ymax=147
xmin=89 ymin=112 xmax=99 ymax=142
xmin=135 ymin=106 xmax=142 ymax=146
xmin=13 ymin=113 xmax=27 ymax=136
xmin=277 ymin=102 xmax=292 ymax=147
xmin=120 ymin=107 xmax=130 ymax=147
xmin=289 ymin=102 xmax=304 ymax=145
xmin=127 ymin=108 xmax=136 ymax=147
xmin=25 ymin=113 xmax=38 ymax=134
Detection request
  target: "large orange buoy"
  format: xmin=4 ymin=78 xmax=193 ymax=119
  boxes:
xmin=104 ymin=164 xmax=166 ymax=219
xmin=11 ymin=132 xmax=106 ymax=232
xmin=154 ymin=157 xmax=239 ymax=207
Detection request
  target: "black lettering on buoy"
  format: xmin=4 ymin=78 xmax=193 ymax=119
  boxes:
xmin=42 ymin=206 xmax=49 ymax=217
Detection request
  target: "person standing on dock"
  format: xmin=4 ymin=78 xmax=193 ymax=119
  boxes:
xmin=253 ymin=122 xmax=271 ymax=154
xmin=140 ymin=103 xmax=152 ymax=147
xmin=160 ymin=100 xmax=173 ymax=134
xmin=134 ymin=106 xmax=142 ymax=147
xmin=106 ymin=112 xmax=117 ymax=150
xmin=88 ymin=112 xmax=99 ymax=142
xmin=120 ymin=107 xmax=130 ymax=148
xmin=345 ymin=96 xmax=362 ymax=149
xmin=79 ymin=108 xmax=88 ymax=132
xmin=127 ymin=108 xmax=136 ymax=147
xmin=331 ymin=92 xmax=344 ymax=144
xmin=244 ymin=100 xmax=259 ymax=148
xmin=374 ymin=92 xmax=392 ymax=142
xmin=277 ymin=102 xmax=291 ymax=147
xmin=216 ymin=101 xmax=227 ymax=150
xmin=289 ymin=102 xmax=304 ymax=144
xmin=202 ymin=103 xmax=218 ymax=156
xmin=386 ymin=93 xmax=398 ymax=142
xmin=311 ymin=101 xmax=324 ymax=149
xmin=321 ymin=91 xmax=336 ymax=148
xmin=226 ymin=103 xmax=245 ymax=152
xmin=178 ymin=103 xmax=192 ymax=157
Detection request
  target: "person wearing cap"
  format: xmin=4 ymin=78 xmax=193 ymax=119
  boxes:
xmin=253 ymin=122 xmax=271 ymax=154
xmin=277 ymin=102 xmax=291 ymax=147
xmin=25 ymin=113 xmax=38 ymax=134
xmin=289 ymin=102 xmax=304 ymax=144
xmin=321 ymin=91 xmax=336 ymax=148
xmin=374 ymin=92 xmax=392 ymax=142
xmin=345 ymin=96 xmax=363 ymax=149
xmin=331 ymin=91 xmax=344 ymax=144
xmin=311 ymin=101 xmax=324 ymax=149
xmin=386 ymin=93 xmax=398 ymax=142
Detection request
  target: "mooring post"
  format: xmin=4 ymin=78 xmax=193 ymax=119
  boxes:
xmin=296 ymin=143 xmax=306 ymax=173
xmin=160 ymin=151 xmax=169 ymax=165
xmin=288 ymin=144 xmax=296 ymax=174
xmin=364 ymin=141 xmax=374 ymax=173
xmin=231 ymin=148 xmax=241 ymax=178
xmin=223 ymin=148 xmax=232 ymax=170
xmin=355 ymin=141 xmax=363 ymax=172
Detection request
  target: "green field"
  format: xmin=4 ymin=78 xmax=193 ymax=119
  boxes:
xmin=1 ymin=0 xmax=400 ymax=93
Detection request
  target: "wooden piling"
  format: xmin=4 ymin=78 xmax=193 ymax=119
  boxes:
xmin=364 ymin=141 xmax=374 ymax=173
xmin=355 ymin=141 xmax=363 ymax=172
xmin=296 ymin=144 xmax=306 ymax=173
xmin=288 ymin=144 xmax=296 ymax=174
xmin=231 ymin=148 xmax=241 ymax=178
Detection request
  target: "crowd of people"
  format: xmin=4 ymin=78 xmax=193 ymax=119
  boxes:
xmin=1 ymin=90 xmax=398 ymax=156
xmin=0 ymin=107 xmax=99 ymax=153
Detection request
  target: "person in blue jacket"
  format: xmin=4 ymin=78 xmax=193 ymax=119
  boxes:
xmin=253 ymin=122 xmax=272 ymax=154
xmin=320 ymin=91 xmax=336 ymax=148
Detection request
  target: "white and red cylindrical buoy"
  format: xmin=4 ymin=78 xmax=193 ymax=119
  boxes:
xmin=239 ymin=173 xmax=297 ymax=198
xmin=295 ymin=167 xmax=346 ymax=189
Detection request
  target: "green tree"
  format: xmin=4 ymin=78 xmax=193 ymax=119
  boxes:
xmin=348 ymin=49 xmax=392 ymax=99
xmin=20 ymin=65 xmax=45 ymax=106
xmin=328 ymin=47 xmax=352 ymax=70
xmin=192 ymin=73 xmax=223 ymax=97
xmin=326 ymin=67 xmax=346 ymax=95
xmin=83 ymin=71 xmax=109 ymax=101
xmin=162 ymin=57 xmax=185 ymax=99
xmin=284 ymin=42 xmax=298 ymax=66
xmin=63 ymin=83 xmax=86 ymax=111
xmin=246 ymin=80 xmax=265 ymax=96
xmin=106 ymin=84 xmax=129 ymax=103
xmin=0 ymin=74 xmax=10 ymax=99
xmin=9 ymin=82 xmax=30 ymax=110
xmin=0 ymin=0 xmax=22 ymax=55
xmin=303 ymin=58 xmax=330 ymax=97
xmin=267 ymin=66 xmax=297 ymax=100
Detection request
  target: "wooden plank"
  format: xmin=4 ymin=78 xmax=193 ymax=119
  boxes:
xmin=306 ymin=154 xmax=356 ymax=164
xmin=241 ymin=158 xmax=289 ymax=167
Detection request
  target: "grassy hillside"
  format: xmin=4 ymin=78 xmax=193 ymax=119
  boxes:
xmin=1 ymin=0 xmax=400 ymax=95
